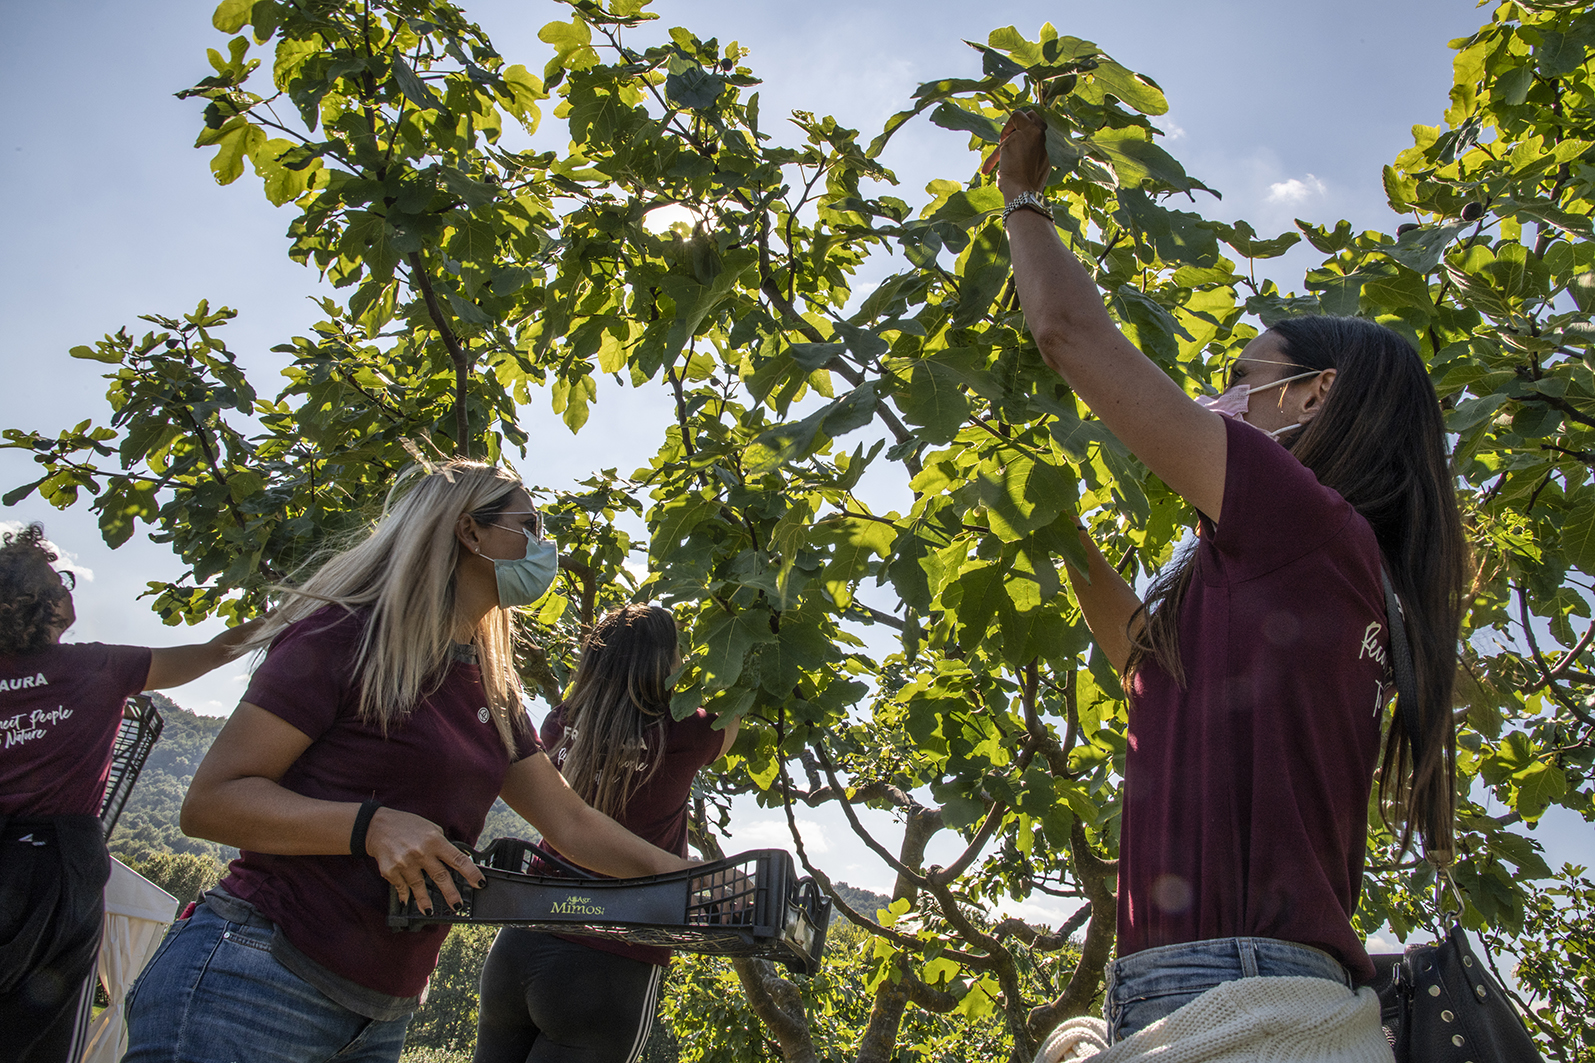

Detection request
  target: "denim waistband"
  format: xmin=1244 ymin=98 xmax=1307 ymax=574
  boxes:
xmin=202 ymin=887 xmax=276 ymax=930
xmin=1110 ymin=936 xmax=1351 ymax=991
xmin=199 ymin=888 xmax=417 ymax=1022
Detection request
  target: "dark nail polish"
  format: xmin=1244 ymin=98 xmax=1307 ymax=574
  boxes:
xmin=476 ymin=879 xmax=487 ymax=889
xmin=451 ymin=902 xmax=465 ymax=914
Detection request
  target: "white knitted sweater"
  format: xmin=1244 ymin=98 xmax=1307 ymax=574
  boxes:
xmin=1037 ymin=976 xmax=1394 ymax=1063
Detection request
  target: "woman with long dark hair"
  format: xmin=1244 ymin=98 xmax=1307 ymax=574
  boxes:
xmin=473 ymin=604 xmax=737 ymax=1063
xmin=123 ymin=463 xmax=692 ymax=1063
xmin=997 ymin=113 xmax=1466 ymax=1050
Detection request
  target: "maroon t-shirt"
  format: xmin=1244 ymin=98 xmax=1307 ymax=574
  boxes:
xmin=538 ymin=702 xmax=723 ymax=965
xmin=0 ymin=642 xmax=151 ymax=816
xmin=1120 ymin=417 xmax=1388 ymax=984
xmin=219 ymin=607 xmax=539 ymax=997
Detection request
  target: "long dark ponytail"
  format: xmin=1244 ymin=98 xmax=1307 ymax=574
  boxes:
xmin=552 ymin=604 xmax=680 ymax=820
xmin=1127 ymin=316 xmax=1468 ymax=859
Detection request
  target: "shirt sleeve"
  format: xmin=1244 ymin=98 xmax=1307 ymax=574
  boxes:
xmin=539 ymin=704 xmax=566 ymax=756
xmin=241 ymin=609 xmax=363 ymax=743
xmin=1209 ymin=417 xmax=1360 ymax=583
xmin=511 ymin=708 xmax=542 ymax=763
xmin=102 ymin=644 xmax=153 ymax=697
xmin=672 ymin=709 xmax=723 ymax=769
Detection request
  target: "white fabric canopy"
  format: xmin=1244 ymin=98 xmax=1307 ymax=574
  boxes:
xmin=78 ymin=857 xmax=178 ymax=1063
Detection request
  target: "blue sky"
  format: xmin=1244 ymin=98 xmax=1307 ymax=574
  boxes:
xmin=4 ymin=0 xmax=1587 ymax=898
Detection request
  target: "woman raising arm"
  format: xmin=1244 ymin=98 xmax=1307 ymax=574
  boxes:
xmin=997 ymin=112 xmax=1468 ymax=1050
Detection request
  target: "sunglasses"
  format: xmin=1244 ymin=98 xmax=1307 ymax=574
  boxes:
xmin=1222 ymin=356 xmax=1314 ymax=390
xmin=490 ymin=508 xmax=545 ymax=540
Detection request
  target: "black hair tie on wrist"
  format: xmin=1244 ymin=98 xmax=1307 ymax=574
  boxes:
xmin=350 ymin=799 xmax=381 ymax=857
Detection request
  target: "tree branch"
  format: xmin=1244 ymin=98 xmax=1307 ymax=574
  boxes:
xmin=1526 ymin=620 xmax=1595 ymax=691
xmin=1517 ymin=582 xmax=1595 ymax=726
xmin=1524 ymin=390 xmax=1595 ymax=431
xmin=407 ymin=251 xmax=473 ymax=457
xmin=931 ymin=728 xmax=1042 ymax=886
xmin=996 ymin=902 xmax=1093 ymax=953
xmin=1026 ymin=823 xmax=1117 ymax=1039
xmin=558 ymin=556 xmax=597 ymax=635
xmin=811 ymin=740 xmax=931 ymax=888
xmin=730 ymin=958 xmax=818 ymax=1063
xmin=773 ymin=722 xmax=945 ymax=955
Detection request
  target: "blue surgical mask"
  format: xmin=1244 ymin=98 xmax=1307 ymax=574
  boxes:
xmin=477 ymin=526 xmax=559 ymax=607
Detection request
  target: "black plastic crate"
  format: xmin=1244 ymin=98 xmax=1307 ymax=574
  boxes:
xmin=388 ymin=840 xmax=832 ymax=976
xmin=98 ymin=694 xmax=164 ymax=841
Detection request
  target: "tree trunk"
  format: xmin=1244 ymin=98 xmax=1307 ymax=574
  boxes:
xmin=1026 ymin=823 xmax=1118 ymax=1044
xmin=855 ymin=803 xmax=942 ymax=1063
xmin=731 ymin=958 xmax=820 ymax=1063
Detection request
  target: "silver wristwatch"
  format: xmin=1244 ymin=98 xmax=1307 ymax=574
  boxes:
xmin=1001 ymin=190 xmax=1054 ymax=225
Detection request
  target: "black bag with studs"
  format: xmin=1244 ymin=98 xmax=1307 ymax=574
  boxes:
xmin=1370 ymin=572 xmax=1544 ymax=1062
xmin=1371 ymin=919 xmax=1543 ymax=1062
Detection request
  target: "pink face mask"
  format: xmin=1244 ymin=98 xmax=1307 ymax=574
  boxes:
xmin=1196 ymin=369 xmax=1323 ymax=436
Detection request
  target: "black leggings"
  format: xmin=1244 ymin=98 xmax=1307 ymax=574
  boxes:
xmin=0 ymin=817 xmax=109 ymax=1063
xmin=474 ymin=930 xmax=664 ymax=1063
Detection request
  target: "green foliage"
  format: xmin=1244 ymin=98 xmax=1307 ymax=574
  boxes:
xmin=124 ymin=850 xmax=225 ymax=917
xmin=479 ymin=798 xmax=539 ymax=848
xmin=8 ymin=1 xmax=1595 ymax=1060
xmin=398 ymin=1048 xmax=471 ymax=1063
xmin=661 ymin=921 xmax=1037 ymax=1063
xmin=1481 ymin=864 xmax=1595 ymax=1063
xmin=406 ymin=924 xmax=498 ymax=1052
xmin=108 ymin=695 xmax=233 ymax=865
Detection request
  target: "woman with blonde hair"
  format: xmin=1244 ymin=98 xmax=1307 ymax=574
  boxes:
xmin=124 ymin=461 xmax=691 ymax=1063
xmin=474 ymin=604 xmax=737 ymax=1063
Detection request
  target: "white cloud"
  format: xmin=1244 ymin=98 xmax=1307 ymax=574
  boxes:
xmin=992 ymin=897 xmax=1087 ymax=927
xmin=0 ymin=519 xmax=95 ymax=583
xmin=727 ymin=816 xmax=831 ymax=854
xmin=1266 ymin=174 xmax=1327 ymax=204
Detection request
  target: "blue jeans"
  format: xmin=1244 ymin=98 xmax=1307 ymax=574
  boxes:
xmin=1105 ymin=937 xmax=1353 ymax=1043
xmin=123 ymin=905 xmax=412 ymax=1063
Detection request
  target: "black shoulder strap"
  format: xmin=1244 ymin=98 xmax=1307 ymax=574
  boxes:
xmin=1382 ymin=567 xmax=1423 ymax=770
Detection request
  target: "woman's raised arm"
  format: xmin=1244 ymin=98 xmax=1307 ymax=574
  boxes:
xmin=1057 ymin=518 xmax=1143 ymax=676
xmin=999 ymin=111 xmax=1229 ymax=523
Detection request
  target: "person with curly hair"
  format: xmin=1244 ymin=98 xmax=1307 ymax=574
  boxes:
xmin=0 ymin=523 xmax=261 ymax=1063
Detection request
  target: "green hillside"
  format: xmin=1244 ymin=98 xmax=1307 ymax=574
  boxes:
xmin=108 ymin=694 xmax=231 ymax=865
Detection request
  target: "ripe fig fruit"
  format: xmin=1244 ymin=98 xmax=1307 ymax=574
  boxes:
xmin=1461 ymin=201 xmax=1484 ymax=221
xmin=1397 ymin=223 xmax=1420 ymax=237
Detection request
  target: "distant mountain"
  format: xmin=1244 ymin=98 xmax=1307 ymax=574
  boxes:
xmin=829 ymin=880 xmax=891 ymax=922
xmin=108 ymin=694 xmax=232 ymax=864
